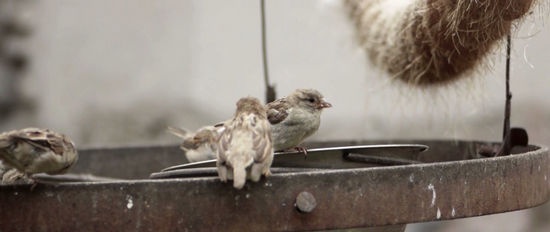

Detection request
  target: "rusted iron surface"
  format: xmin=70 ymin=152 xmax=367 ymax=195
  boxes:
xmin=0 ymin=140 xmax=548 ymax=231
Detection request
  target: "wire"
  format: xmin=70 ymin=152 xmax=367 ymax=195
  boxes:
xmin=260 ymin=0 xmax=276 ymax=103
xmin=496 ymin=33 xmax=512 ymax=156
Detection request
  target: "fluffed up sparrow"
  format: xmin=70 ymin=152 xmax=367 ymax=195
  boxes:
xmin=217 ymin=97 xmax=274 ymax=189
xmin=0 ymin=128 xmax=78 ymax=180
xmin=266 ymin=88 xmax=332 ymax=153
xmin=167 ymin=123 xmax=225 ymax=163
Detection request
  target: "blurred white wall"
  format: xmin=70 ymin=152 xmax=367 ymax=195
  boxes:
xmin=1 ymin=1 xmax=548 ymax=231
xmin=8 ymin=0 xmax=548 ymax=147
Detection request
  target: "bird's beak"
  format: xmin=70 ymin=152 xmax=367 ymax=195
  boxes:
xmin=317 ymin=99 xmax=332 ymax=109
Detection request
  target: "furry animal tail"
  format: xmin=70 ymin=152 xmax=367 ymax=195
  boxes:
xmin=345 ymin=0 xmax=536 ymax=86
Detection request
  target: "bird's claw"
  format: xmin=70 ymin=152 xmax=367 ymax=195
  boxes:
xmin=29 ymin=177 xmax=38 ymax=191
xmin=293 ymin=146 xmax=308 ymax=156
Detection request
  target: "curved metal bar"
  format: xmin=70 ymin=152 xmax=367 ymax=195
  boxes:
xmin=0 ymin=141 xmax=547 ymax=231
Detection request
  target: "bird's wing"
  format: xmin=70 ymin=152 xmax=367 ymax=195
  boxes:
xmin=266 ymin=98 xmax=290 ymax=125
xmin=217 ymin=126 xmax=233 ymax=162
xmin=252 ymin=119 xmax=273 ymax=163
xmin=11 ymin=129 xmax=65 ymax=155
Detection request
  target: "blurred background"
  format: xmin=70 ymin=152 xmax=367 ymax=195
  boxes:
xmin=0 ymin=0 xmax=548 ymax=231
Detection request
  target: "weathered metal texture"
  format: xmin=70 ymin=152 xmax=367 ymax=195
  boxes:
xmin=0 ymin=140 xmax=548 ymax=232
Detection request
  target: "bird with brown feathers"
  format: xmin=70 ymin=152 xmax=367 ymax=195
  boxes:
xmin=266 ymin=89 xmax=332 ymax=154
xmin=0 ymin=128 xmax=78 ymax=182
xmin=168 ymin=123 xmax=225 ymax=163
xmin=217 ymin=97 xmax=273 ymax=189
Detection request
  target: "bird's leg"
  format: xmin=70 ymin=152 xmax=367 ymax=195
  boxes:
xmin=293 ymin=146 xmax=308 ymax=156
xmin=29 ymin=175 xmax=39 ymax=191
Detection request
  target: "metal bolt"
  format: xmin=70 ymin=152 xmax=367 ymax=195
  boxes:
xmin=295 ymin=191 xmax=317 ymax=213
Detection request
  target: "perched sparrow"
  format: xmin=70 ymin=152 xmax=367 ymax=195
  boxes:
xmin=266 ymin=89 xmax=332 ymax=153
xmin=0 ymin=128 xmax=78 ymax=178
xmin=217 ymin=97 xmax=273 ymax=189
xmin=167 ymin=123 xmax=225 ymax=163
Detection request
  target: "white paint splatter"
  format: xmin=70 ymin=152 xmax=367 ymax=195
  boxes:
xmin=126 ymin=195 xmax=134 ymax=209
xmin=428 ymin=184 xmax=436 ymax=207
xmin=409 ymin=174 xmax=414 ymax=182
xmin=264 ymin=182 xmax=272 ymax=187
xmin=451 ymin=208 xmax=456 ymax=217
xmin=245 ymin=193 xmax=250 ymax=199
xmin=436 ymin=208 xmax=441 ymax=219
xmin=13 ymin=192 xmax=18 ymax=196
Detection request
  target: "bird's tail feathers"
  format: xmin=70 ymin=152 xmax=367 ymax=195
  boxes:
xmin=166 ymin=126 xmax=190 ymax=139
xmin=232 ymin=163 xmax=247 ymax=189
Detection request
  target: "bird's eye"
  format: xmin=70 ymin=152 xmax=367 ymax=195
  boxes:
xmin=307 ymin=98 xmax=315 ymax=103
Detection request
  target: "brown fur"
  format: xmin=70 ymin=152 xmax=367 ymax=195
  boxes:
xmin=345 ymin=0 xmax=535 ymax=86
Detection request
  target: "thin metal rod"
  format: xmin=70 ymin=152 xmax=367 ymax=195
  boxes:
xmin=261 ymin=0 xmax=269 ymax=88
xmin=504 ymin=33 xmax=512 ymax=139
xmin=497 ymin=33 xmax=512 ymax=156
xmin=261 ymin=0 xmax=276 ymax=103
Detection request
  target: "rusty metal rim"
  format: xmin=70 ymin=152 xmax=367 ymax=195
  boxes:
xmin=1 ymin=142 xmax=548 ymax=231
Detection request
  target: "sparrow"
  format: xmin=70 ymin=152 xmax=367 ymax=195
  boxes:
xmin=217 ymin=97 xmax=273 ymax=189
xmin=167 ymin=123 xmax=225 ymax=163
xmin=0 ymin=128 xmax=78 ymax=178
xmin=266 ymin=89 xmax=332 ymax=153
